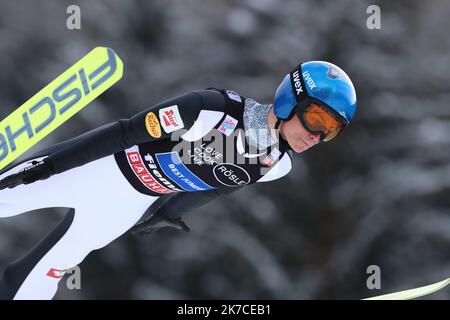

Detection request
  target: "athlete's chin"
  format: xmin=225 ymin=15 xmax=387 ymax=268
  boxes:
xmin=291 ymin=144 xmax=312 ymax=154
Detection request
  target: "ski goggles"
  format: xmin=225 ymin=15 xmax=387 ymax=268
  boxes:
xmin=295 ymin=101 xmax=345 ymax=142
xmin=276 ymin=64 xmax=347 ymax=142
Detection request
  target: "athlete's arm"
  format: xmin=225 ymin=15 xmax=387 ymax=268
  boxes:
xmin=43 ymin=89 xmax=225 ymax=174
xmin=131 ymin=187 xmax=241 ymax=236
xmin=160 ymin=187 xmax=239 ymax=218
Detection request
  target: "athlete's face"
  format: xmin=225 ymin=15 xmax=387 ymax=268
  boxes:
xmin=280 ymin=115 xmax=321 ymax=153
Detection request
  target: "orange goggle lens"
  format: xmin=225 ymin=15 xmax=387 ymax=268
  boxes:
xmin=302 ymin=103 xmax=345 ymax=142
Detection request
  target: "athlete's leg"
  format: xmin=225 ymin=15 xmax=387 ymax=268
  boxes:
xmin=0 ymin=155 xmax=156 ymax=299
xmin=0 ymin=209 xmax=75 ymax=299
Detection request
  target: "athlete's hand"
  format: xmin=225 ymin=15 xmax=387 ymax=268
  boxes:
xmin=0 ymin=160 xmax=54 ymax=190
xmin=131 ymin=213 xmax=190 ymax=238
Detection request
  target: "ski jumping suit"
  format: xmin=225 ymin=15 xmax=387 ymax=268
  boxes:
xmin=0 ymin=88 xmax=292 ymax=299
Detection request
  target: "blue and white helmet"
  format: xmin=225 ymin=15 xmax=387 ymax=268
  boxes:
xmin=273 ymin=61 xmax=357 ymax=125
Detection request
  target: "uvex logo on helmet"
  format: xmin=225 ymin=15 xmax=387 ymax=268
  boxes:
xmin=302 ymin=70 xmax=317 ymax=91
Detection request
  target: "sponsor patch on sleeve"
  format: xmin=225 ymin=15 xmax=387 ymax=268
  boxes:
xmin=145 ymin=112 xmax=162 ymax=138
xmin=159 ymin=105 xmax=184 ymax=133
xmin=218 ymin=115 xmax=238 ymax=136
xmin=226 ymin=90 xmax=242 ymax=102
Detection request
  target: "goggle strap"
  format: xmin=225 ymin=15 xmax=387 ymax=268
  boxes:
xmin=275 ymin=119 xmax=282 ymax=129
xmin=289 ymin=64 xmax=309 ymax=105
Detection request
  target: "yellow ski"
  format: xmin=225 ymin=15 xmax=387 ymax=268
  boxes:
xmin=0 ymin=47 xmax=123 ymax=170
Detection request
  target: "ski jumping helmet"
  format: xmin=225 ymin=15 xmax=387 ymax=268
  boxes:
xmin=273 ymin=61 xmax=357 ymax=141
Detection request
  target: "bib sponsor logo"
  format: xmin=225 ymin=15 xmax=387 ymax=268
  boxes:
xmin=159 ymin=105 xmax=184 ymax=133
xmin=226 ymin=90 xmax=242 ymax=102
xmin=143 ymin=154 xmax=181 ymax=192
xmin=156 ymin=152 xmax=213 ymax=192
xmin=292 ymin=70 xmax=303 ymax=95
xmin=213 ymin=163 xmax=250 ymax=187
xmin=188 ymin=143 xmax=223 ymax=166
xmin=126 ymin=151 xmax=174 ymax=194
xmin=145 ymin=112 xmax=161 ymax=138
xmin=302 ymin=70 xmax=317 ymax=91
xmin=47 ymin=268 xmax=68 ymax=279
xmin=218 ymin=115 xmax=238 ymax=136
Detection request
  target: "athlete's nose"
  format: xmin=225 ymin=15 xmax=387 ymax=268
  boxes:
xmin=309 ymin=132 xmax=321 ymax=143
